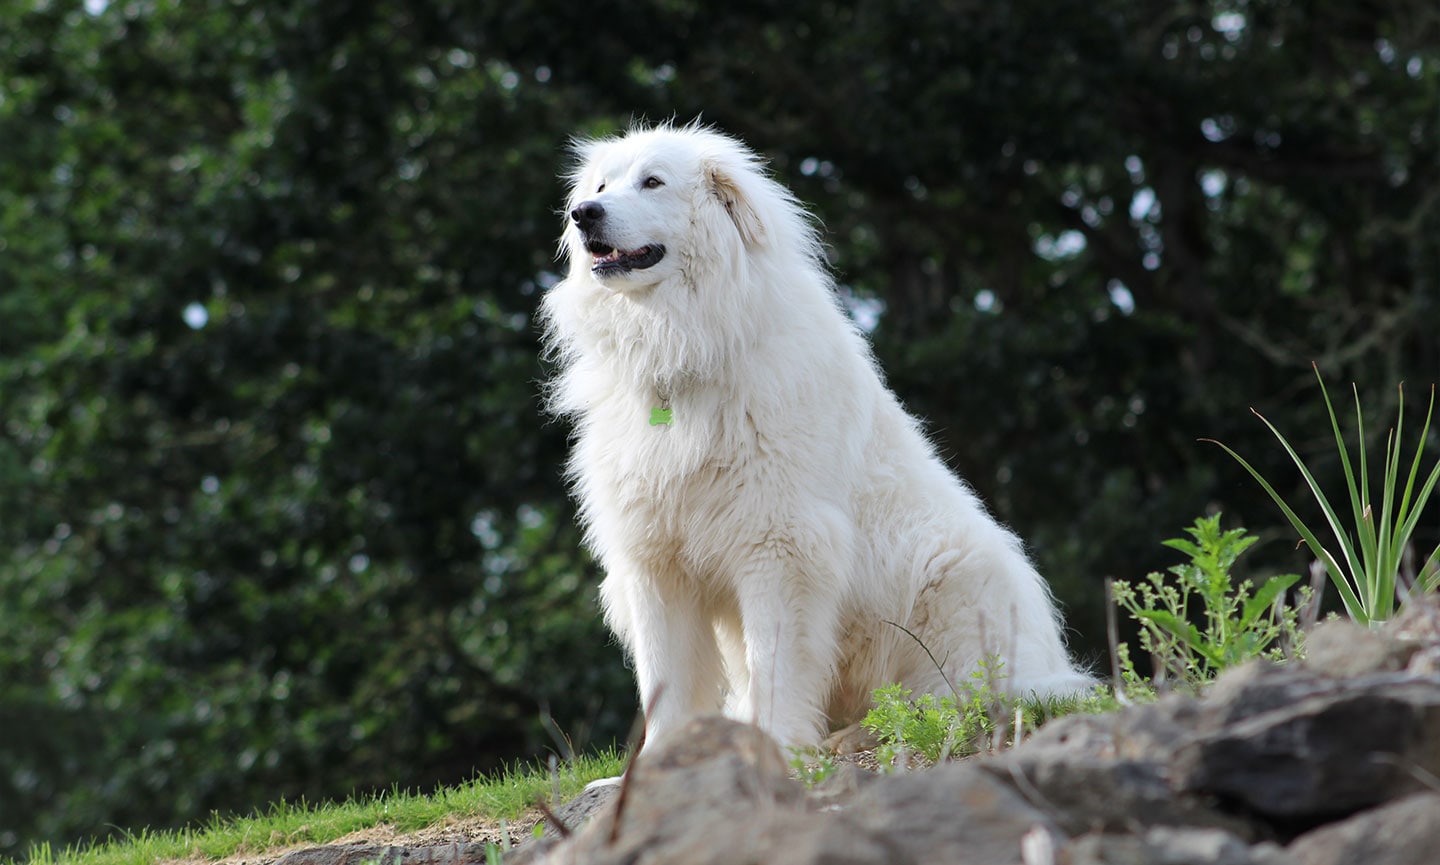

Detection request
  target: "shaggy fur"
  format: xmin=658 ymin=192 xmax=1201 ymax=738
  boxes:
xmin=541 ymin=124 xmax=1091 ymax=750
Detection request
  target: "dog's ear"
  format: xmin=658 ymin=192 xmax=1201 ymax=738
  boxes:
xmin=706 ymin=163 xmax=766 ymax=248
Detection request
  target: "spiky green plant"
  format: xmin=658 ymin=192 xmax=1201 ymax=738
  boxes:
xmin=1208 ymin=364 xmax=1440 ymax=626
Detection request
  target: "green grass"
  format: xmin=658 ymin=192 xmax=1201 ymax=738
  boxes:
xmin=14 ymin=749 xmax=626 ymax=865
xmin=860 ymin=658 xmax=1115 ymax=767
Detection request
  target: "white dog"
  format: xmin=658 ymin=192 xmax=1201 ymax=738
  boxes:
xmin=540 ymin=123 xmax=1092 ymax=751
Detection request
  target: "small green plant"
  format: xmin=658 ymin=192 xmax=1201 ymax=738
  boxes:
xmin=863 ymin=682 xmax=976 ymax=766
xmin=787 ymin=749 xmax=838 ymax=787
xmin=860 ymin=657 xmax=1107 ymax=766
xmin=1110 ymin=514 xmax=1305 ymax=691
xmin=1108 ymin=641 xmax=1161 ymax=703
xmin=1209 ymin=364 xmax=1440 ymax=626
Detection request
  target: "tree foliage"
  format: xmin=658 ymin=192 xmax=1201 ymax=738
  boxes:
xmin=2 ymin=0 xmax=1437 ymax=856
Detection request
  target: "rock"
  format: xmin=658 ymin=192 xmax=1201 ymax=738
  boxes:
xmin=522 ymin=716 xmax=1062 ymax=865
xmin=1110 ymin=692 xmax=1206 ymax=761
xmin=1063 ymin=827 xmax=1294 ymax=865
xmin=1286 ymin=792 xmax=1440 ymax=865
xmin=836 ymin=762 xmax=1062 ymax=865
xmin=274 ymin=846 xmax=384 ymax=865
xmin=803 ymin=761 xmax=881 ymax=812
xmin=275 ymin=841 xmax=492 ymax=865
xmin=1190 ymin=660 xmax=1365 ymax=731
xmin=505 ymin=783 xmax=620 ymax=865
xmin=1300 ymin=619 xmax=1417 ymax=678
xmin=533 ymin=715 xmax=805 ymax=865
xmin=1018 ymin=710 xmax=1120 ymax=757
xmin=982 ymin=753 xmax=1263 ymax=839
xmin=1172 ymin=670 xmax=1440 ymax=824
xmin=539 ymin=781 xmax=618 ymax=838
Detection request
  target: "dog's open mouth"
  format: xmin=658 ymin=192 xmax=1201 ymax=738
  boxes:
xmin=587 ymin=240 xmax=666 ymax=274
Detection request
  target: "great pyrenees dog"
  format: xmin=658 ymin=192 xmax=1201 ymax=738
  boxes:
xmin=540 ymin=123 xmax=1091 ymax=752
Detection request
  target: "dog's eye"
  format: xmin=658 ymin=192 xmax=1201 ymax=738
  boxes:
xmin=642 ymin=176 xmax=664 ymax=190
xmin=596 ymin=181 xmax=606 ymax=193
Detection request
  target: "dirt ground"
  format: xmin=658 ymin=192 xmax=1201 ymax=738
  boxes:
xmin=160 ymin=809 xmax=544 ymax=865
xmin=159 ymin=748 xmax=885 ymax=865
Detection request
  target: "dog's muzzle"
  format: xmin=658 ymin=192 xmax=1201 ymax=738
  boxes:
xmin=571 ymin=199 xmax=666 ymax=275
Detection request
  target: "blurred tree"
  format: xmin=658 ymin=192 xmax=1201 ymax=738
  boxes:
xmin=1 ymin=0 xmax=1437 ymax=856
xmin=0 ymin=0 xmax=632 ymax=853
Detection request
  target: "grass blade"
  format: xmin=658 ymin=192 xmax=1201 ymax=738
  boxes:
xmin=1394 ymin=384 xmax=1438 ymax=533
xmin=1317 ymin=368 xmax=1374 ymax=588
xmin=1378 ymin=419 xmax=1402 ymax=619
xmin=1244 ymin=408 xmax=1369 ymax=607
xmin=1204 ymin=436 xmax=1367 ymax=623
xmin=1394 ymin=455 xmax=1440 ymax=562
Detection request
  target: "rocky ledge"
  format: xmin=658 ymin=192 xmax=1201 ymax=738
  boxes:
xmin=281 ymin=605 xmax=1440 ymax=865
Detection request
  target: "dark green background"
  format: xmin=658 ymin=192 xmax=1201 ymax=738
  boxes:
xmin=2 ymin=0 xmax=1437 ymax=857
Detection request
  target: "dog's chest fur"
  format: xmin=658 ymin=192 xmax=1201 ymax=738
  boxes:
xmin=576 ymin=384 xmax=773 ymax=575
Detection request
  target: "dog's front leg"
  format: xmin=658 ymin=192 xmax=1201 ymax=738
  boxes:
xmin=602 ymin=571 xmax=726 ymax=745
xmin=729 ymin=551 xmax=842 ymax=750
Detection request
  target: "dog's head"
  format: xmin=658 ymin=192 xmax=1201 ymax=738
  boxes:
xmin=561 ymin=124 xmax=773 ymax=293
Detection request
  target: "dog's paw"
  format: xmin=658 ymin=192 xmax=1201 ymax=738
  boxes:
xmin=821 ymin=722 xmax=879 ymax=755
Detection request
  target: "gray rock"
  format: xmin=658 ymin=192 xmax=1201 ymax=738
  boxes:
xmin=506 ymin=783 xmax=620 ymax=864
xmin=275 ymin=841 xmax=492 ymax=865
xmin=539 ymin=781 xmax=618 ymax=838
xmin=1287 ymin=792 xmax=1440 ymax=865
xmin=1195 ymin=662 xmax=1314 ymax=723
xmin=1064 ymin=827 xmax=1294 ymax=865
xmin=1019 ymin=710 xmax=1120 ymax=757
xmin=524 ymin=716 xmax=1062 ymax=865
xmin=273 ymin=845 xmax=384 ymax=865
xmin=538 ymin=715 xmax=806 ymax=865
xmin=1301 ymin=619 xmax=1417 ymax=678
xmin=1172 ymin=671 xmax=1440 ymax=822
xmin=982 ymin=753 xmax=1264 ymax=839
xmin=838 ymin=762 xmax=1063 ymax=865
xmin=1110 ymin=692 xmax=1206 ymax=761
xmin=803 ymin=761 xmax=881 ymax=812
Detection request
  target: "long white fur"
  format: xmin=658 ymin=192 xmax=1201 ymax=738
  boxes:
xmin=541 ymin=123 xmax=1092 ymax=750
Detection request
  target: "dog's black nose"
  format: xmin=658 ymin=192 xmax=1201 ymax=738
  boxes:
xmin=571 ymin=200 xmax=605 ymax=229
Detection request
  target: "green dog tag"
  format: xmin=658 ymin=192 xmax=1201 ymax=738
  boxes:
xmin=649 ymin=406 xmax=673 ymax=426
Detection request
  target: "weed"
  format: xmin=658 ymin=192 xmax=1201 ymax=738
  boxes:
xmin=1110 ymin=514 xmax=1306 ymax=692
xmin=860 ymin=657 xmax=1109 ymax=767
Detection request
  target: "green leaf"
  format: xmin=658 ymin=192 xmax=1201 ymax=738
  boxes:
xmin=1238 ymin=573 xmax=1302 ymax=630
xmin=1132 ymin=609 xmax=1224 ymax=667
xmin=1162 ymin=538 xmax=1204 ymax=559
